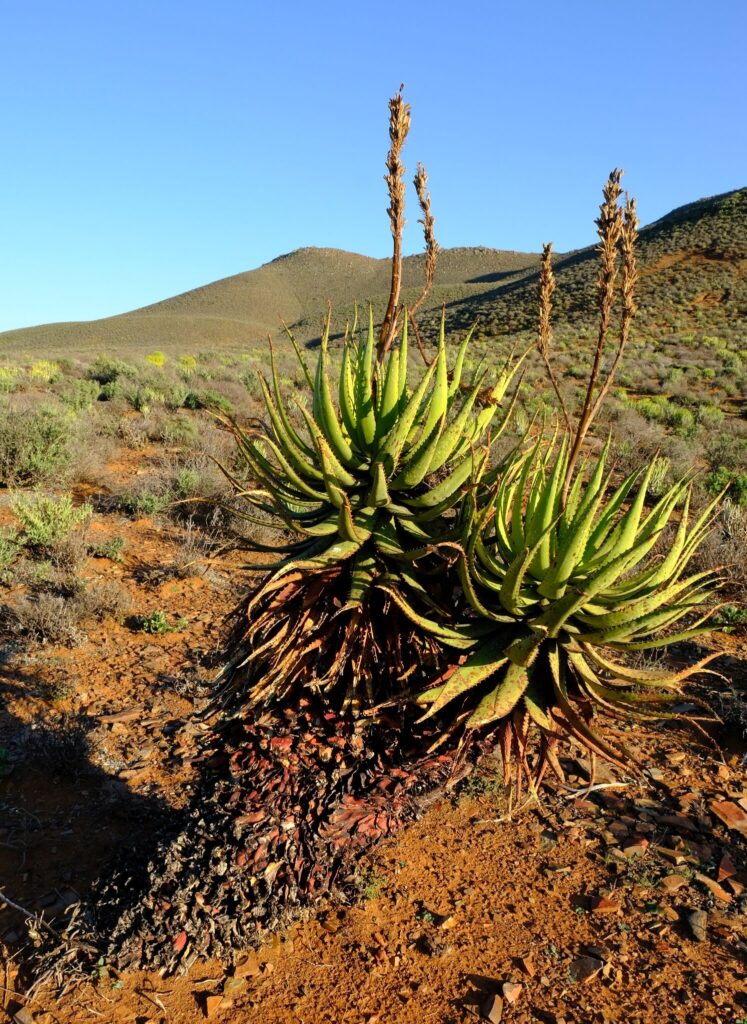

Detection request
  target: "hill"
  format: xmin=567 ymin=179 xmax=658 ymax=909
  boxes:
xmin=419 ymin=187 xmax=747 ymax=346
xmin=0 ymin=247 xmax=538 ymax=357
xmin=1 ymin=186 xmax=745 ymax=357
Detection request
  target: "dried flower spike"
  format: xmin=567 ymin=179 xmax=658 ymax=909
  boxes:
xmin=380 ymin=87 xmax=411 ymax=360
xmin=537 ymin=242 xmax=570 ymax=429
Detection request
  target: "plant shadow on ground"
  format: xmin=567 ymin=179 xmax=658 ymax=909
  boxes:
xmin=0 ymin=660 xmax=188 ymax=986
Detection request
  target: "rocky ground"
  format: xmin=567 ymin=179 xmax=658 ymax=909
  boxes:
xmin=0 ymin=437 xmax=746 ymax=1024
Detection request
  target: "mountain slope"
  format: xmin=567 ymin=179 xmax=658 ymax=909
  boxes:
xmin=0 ymin=248 xmax=538 ymax=356
xmin=420 ymin=187 xmax=747 ymax=344
xmin=1 ymin=187 xmax=745 ymax=357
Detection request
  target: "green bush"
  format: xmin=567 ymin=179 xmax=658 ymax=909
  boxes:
xmin=636 ymin=397 xmax=666 ymax=421
xmin=241 ymin=370 xmax=261 ymax=398
xmin=697 ymin=403 xmax=724 ymax=429
xmin=173 ymin=467 xmax=201 ymax=498
xmin=703 ymin=335 xmax=727 ymax=350
xmin=666 ymin=405 xmax=695 ymax=436
xmin=706 ymin=466 xmax=747 ymax=506
xmin=648 ymin=456 xmax=671 ymax=496
xmin=159 ymin=414 xmax=198 ymax=444
xmin=0 ymin=367 xmax=20 ymax=393
xmin=132 ymin=386 xmax=159 ymax=413
xmin=178 ymin=355 xmax=198 ymax=377
xmin=184 ymin=389 xmax=234 ymax=415
xmin=162 ymin=384 xmax=190 ymax=411
xmin=87 ymin=356 xmax=137 ymax=386
xmin=714 ymin=604 xmax=747 ymax=630
xmin=12 ymin=493 xmax=92 ymax=550
xmin=0 ymin=526 xmax=21 ymax=577
xmin=89 ymin=535 xmax=126 ymax=562
xmin=118 ymin=490 xmax=168 ymax=517
xmin=136 ymin=609 xmax=188 ymax=634
xmin=99 ymin=379 xmax=123 ymax=401
xmin=59 ymin=378 xmax=102 ymax=412
xmin=0 ymin=404 xmax=76 ymax=485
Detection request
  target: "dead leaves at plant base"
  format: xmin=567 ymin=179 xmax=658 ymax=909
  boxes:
xmin=46 ymin=699 xmax=473 ymax=975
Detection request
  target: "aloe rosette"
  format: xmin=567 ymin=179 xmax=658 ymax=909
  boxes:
xmin=216 ymin=311 xmax=521 ymax=709
xmin=410 ymin=437 xmax=723 ymax=781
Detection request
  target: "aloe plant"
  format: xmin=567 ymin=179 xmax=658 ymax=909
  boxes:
xmin=407 ymin=437 xmax=723 ymax=783
xmin=215 ymin=311 xmax=521 ymax=710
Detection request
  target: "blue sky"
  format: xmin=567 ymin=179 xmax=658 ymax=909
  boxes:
xmin=1 ymin=0 xmax=745 ymax=331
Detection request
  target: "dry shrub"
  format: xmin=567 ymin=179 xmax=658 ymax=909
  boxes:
xmin=191 ymin=418 xmax=237 ymax=467
xmin=696 ymin=500 xmax=747 ymax=601
xmin=5 ymin=579 xmax=133 ymax=646
xmin=117 ymin=415 xmax=151 ymax=450
xmin=77 ymin=579 xmax=133 ymax=623
xmin=8 ymin=594 xmax=85 ymax=645
xmin=609 ymin=405 xmax=667 ymax=473
xmin=163 ymin=521 xmax=217 ymax=579
xmin=49 ymin=530 xmax=91 ymax=576
xmin=23 ymin=716 xmax=92 ymax=778
xmin=610 ymin=405 xmax=697 ymax=480
xmin=71 ymin=409 xmax=118 ymax=484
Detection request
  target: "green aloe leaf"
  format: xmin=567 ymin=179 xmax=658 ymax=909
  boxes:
xmin=418 ymin=634 xmax=509 ymax=720
xmin=466 ymin=661 xmax=529 ymax=729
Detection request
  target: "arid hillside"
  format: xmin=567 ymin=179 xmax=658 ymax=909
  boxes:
xmin=1 ymin=187 xmax=745 ymax=358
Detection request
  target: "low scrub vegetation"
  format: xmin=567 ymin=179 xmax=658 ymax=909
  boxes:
xmin=11 ymin=493 xmax=92 ymax=551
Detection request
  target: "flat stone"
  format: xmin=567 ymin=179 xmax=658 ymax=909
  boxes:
xmin=234 ymin=952 xmax=261 ymax=978
xmin=687 ymin=910 xmax=708 ymax=942
xmin=660 ymin=874 xmax=689 ymax=893
xmin=481 ymin=993 xmax=503 ymax=1022
xmin=695 ymin=872 xmax=732 ymax=903
xmin=569 ymin=956 xmax=604 ymax=983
